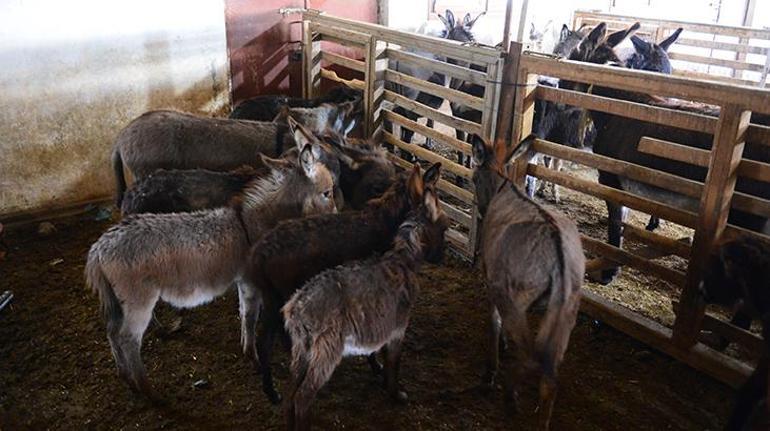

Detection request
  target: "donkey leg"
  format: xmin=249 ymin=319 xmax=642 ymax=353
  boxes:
xmin=291 ymin=345 xmax=342 ymax=431
xmin=383 ymin=336 xmax=408 ymax=403
xmin=117 ymin=293 xmax=163 ymax=403
xmin=536 ymin=298 xmax=579 ymax=431
xmin=237 ymin=281 xmax=262 ymax=368
xmin=726 ymin=359 xmax=768 ymax=431
xmin=645 ymin=216 xmax=660 ymax=231
xmin=498 ymin=300 xmax=534 ymax=414
xmin=367 ymin=352 xmax=383 ymax=376
xmin=257 ymin=308 xmax=282 ymax=404
xmin=551 ymin=159 xmax=563 ymax=203
xmin=536 ymin=156 xmax=551 ymax=198
xmin=482 ymin=305 xmax=502 ymax=390
xmin=601 ymin=201 xmax=628 ymax=285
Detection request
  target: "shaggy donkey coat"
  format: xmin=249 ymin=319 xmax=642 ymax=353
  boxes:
xmin=87 ymin=121 xmax=337 ymax=401
xmin=112 ymin=101 xmax=357 ymax=206
xmin=282 ymin=186 xmax=449 ymax=431
xmin=473 ymin=137 xmax=584 ymax=431
xmin=243 ymin=163 xmax=440 ymax=404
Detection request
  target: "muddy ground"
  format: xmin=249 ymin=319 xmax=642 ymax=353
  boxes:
xmin=0 ymin=199 xmax=736 ymax=430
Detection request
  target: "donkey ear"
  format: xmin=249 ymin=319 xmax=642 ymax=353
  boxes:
xmin=343 ymin=117 xmax=357 ymax=137
xmin=472 ymin=139 xmax=489 ymax=165
xmin=631 ymin=35 xmax=651 ymax=55
xmin=423 ymin=188 xmax=441 ymax=222
xmin=289 ymin=116 xmax=314 ymax=152
xmin=606 ymin=22 xmax=640 ymax=48
xmin=560 ymin=24 xmax=570 ymax=42
xmin=659 ymin=28 xmax=683 ymax=51
xmin=423 ymin=162 xmax=441 ymax=187
xmin=464 ymin=12 xmax=484 ymax=30
xmin=258 ymin=153 xmax=290 ymax=171
xmin=406 ymin=162 xmax=424 ymax=205
xmin=299 ymin=143 xmax=323 ymax=178
xmin=272 ymin=105 xmax=290 ymax=122
xmin=444 ymin=10 xmax=455 ymax=28
xmin=584 ymin=23 xmax=607 ymax=48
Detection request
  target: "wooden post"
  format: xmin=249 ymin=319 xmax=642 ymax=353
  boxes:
xmin=672 ymin=104 xmax=752 ymax=348
xmin=516 ymin=0 xmax=530 ymax=44
xmin=303 ymin=21 xmax=321 ymax=99
xmin=501 ymin=0 xmax=514 ymax=52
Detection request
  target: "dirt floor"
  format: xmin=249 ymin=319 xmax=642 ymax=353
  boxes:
xmin=0 ymin=201 xmax=736 ymax=430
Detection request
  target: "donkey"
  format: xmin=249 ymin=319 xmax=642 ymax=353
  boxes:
xmin=273 ymin=100 xmax=361 ymax=138
xmin=322 ymin=132 xmax=397 ymax=210
xmin=120 ymin=126 xmax=346 ymax=215
xmin=473 ymin=136 xmax=584 ymax=430
xmin=112 ymin=102 xmax=357 ymax=206
xmin=86 ymin=121 xmax=337 ymax=401
xmin=700 ymin=236 xmax=770 ymax=430
xmin=230 ymin=86 xmax=361 ymax=121
xmin=560 ymin=22 xmax=770 ymax=285
xmin=243 ymin=163 xmax=440 ymax=404
xmin=120 ymin=165 xmax=264 ymax=216
xmin=386 ymin=10 xmax=481 ymax=148
xmin=282 ymin=185 xmax=449 ymax=431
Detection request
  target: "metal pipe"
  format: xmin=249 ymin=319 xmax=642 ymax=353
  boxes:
xmin=502 ymin=0 xmax=514 ymax=48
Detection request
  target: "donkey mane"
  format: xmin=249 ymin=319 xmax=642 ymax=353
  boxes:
xmin=235 ymin=167 xmax=287 ymax=210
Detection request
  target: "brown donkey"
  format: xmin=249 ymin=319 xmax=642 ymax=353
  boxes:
xmin=112 ymin=101 xmax=358 ymax=206
xmin=282 ymin=184 xmax=449 ymax=431
xmin=243 ymin=163 xmax=439 ymax=404
xmin=86 ymin=120 xmax=337 ymax=402
xmin=472 ymin=136 xmax=584 ymax=430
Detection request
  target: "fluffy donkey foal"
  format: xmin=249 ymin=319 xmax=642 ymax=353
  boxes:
xmin=86 ymin=125 xmax=337 ymax=402
xmin=283 ymin=186 xmax=449 ymax=431
xmin=472 ymin=136 xmax=584 ymax=430
xmin=244 ymin=163 xmax=439 ymax=404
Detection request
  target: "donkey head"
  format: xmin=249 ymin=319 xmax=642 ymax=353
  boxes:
xmin=277 ymin=117 xmax=338 ymax=216
xmin=699 ymin=237 xmax=770 ymax=309
xmin=323 ymin=133 xmax=396 ymax=210
xmin=412 ymin=184 xmax=450 ymax=264
xmin=472 ymin=138 xmax=506 ymax=217
xmin=438 ymin=9 xmax=482 ymax=43
xmin=560 ymin=22 xmax=640 ymax=93
xmin=626 ymin=28 xmax=682 ymax=74
xmin=553 ymin=24 xmax=589 ymax=57
xmin=275 ymin=99 xmax=361 ymax=138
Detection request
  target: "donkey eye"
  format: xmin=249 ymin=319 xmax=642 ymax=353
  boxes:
xmin=323 ymin=190 xmax=332 ymax=199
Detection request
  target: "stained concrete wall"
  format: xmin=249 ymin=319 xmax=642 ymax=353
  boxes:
xmin=0 ymin=0 xmax=230 ymax=215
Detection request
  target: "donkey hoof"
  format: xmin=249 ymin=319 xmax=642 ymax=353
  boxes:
xmin=391 ymin=390 xmax=408 ymax=404
xmin=265 ymin=389 xmax=282 ymax=405
xmin=598 ymin=268 xmax=619 ymax=285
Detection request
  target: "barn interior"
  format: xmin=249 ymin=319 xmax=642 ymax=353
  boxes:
xmin=3 ymin=0 xmax=770 ymax=429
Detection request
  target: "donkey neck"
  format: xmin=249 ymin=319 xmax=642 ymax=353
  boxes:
xmin=238 ymin=168 xmax=296 ymax=235
xmin=383 ymin=221 xmax=424 ymax=273
xmin=363 ymin=184 xmax=411 ymax=234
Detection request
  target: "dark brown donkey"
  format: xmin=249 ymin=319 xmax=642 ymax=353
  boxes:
xmin=472 ymin=136 xmax=584 ymax=430
xmin=242 ymin=163 xmax=440 ymax=404
xmin=86 ymin=122 xmax=337 ymax=402
xmin=282 ymin=185 xmax=449 ymax=431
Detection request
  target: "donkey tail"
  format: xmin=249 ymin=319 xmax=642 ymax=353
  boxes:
xmin=112 ymin=147 xmax=127 ymax=208
xmin=282 ymin=304 xmax=311 ymax=414
xmin=533 ymin=231 xmax=580 ymax=379
xmin=86 ymin=250 xmax=123 ymax=329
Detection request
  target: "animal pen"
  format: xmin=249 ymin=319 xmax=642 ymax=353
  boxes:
xmin=301 ymin=10 xmax=770 ymax=388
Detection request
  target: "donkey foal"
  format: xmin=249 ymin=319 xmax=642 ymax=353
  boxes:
xmin=282 ymin=186 xmax=449 ymax=431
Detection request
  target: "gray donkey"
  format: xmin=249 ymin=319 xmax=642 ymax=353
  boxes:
xmin=472 ymin=136 xmax=584 ymax=430
xmin=112 ymin=101 xmax=358 ymax=206
xmin=282 ymin=184 xmax=449 ymax=431
xmin=86 ymin=119 xmax=337 ymax=402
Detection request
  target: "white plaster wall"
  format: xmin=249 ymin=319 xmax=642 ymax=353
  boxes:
xmin=0 ymin=0 xmax=229 ymax=215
